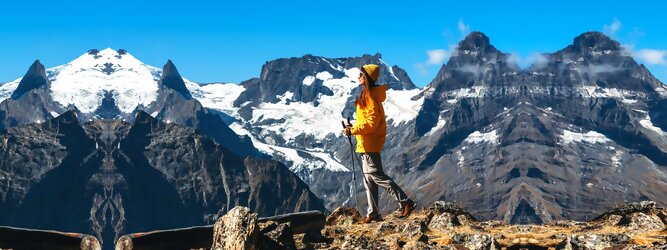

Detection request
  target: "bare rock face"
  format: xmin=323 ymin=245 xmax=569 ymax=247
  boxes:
xmin=212 ymin=207 xmax=259 ymax=250
xmin=0 ymin=111 xmax=324 ymax=249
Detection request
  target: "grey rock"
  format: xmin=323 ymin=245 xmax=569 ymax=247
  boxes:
xmin=451 ymin=233 xmax=500 ymax=250
xmin=402 ymin=220 xmax=428 ymax=240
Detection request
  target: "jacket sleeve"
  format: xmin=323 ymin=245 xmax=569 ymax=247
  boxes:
xmin=350 ymin=100 xmax=380 ymax=135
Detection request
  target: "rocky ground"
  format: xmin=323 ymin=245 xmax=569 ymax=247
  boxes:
xmin=291 ymin=201 xmax=667 ymax=250
xmin=247 ymin=201 xmax=667 ymax=250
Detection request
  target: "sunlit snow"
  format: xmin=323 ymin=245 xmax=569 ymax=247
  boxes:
xmin=48 ymin=48 xmax=161 ymax=113
xmin=560 ymin=130 xmax=611 ymax=144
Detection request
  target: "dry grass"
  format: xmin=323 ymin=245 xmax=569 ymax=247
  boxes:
xmin=298 ymin=208 xmax=667 ymax=250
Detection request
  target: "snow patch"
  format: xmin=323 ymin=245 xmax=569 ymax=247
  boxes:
xmin=251 ymin=69 xmax=361 ymax=143
xmin=639 ymin=115 xmax=667 ymax=136
xmin=0 ymin=78 xmax=21 ymax=101
xmin=188 ymin=81 xmax=246 ymax=117
xmin=425 ymin=109 xmax=449 ymax=136
xmin=315 ymin=71 xmax=333 ymax=81
xmin=277 ymin=91 xmax=294 ymax=103
xmin=579 ymin=86 xmax=645 ymax=103
xmin=560 ymin=130 xmax=611 ymax=144
xmin=456 ymin=150 xmax=464 ymax=168
xmin=302 ymin=76 xmax=316 ymax=86
xmin=379 ymin=58 xmax=399 ymax=81
xmin=384 ymin=88 xmax=423 ymax=126
xmin=611 ymin=150 xmax=623 ymax=168
xmin=229 ymin=122 xmax=349 ymax=172
xmin=445 ymin=86 xmax=486 ymax=104
xmin=464 ymin=130 xmax=499 ymax=144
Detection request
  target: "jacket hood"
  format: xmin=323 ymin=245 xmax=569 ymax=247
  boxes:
xmin=370 ymin=84 xmax=387 ymax=103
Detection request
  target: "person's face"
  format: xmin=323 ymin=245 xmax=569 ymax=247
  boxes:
xmin=358 ymin=72 xmax=367 ymax=86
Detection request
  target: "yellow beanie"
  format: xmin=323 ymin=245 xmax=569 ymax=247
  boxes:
xmin=361 ymin=64 xmax=380 ymax=83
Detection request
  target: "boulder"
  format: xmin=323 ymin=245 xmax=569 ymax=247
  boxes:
xmin=259 ymin=222 xmax=296 ymax=250
xmin=425 ymin=202 xmax=477 ymax=227
xmin=211 ymin=207 xmax=259 ymax=250
xmin=451 ymin=233 xmax=500 ymax=250
xmin=325 ymin=207 xmax=362 ymax=226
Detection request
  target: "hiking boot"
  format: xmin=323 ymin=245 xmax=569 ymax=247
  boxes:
xmin=362 ymin=214 xmax=383 ymax=224
xmin=397 ymin=199 xmax=416 ymax=218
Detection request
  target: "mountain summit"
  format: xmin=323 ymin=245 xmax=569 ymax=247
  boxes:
xmin=11 ymin=60 xmax=49 ymax=99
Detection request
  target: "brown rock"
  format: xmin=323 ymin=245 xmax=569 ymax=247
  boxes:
xmin=80 ymin=235 xmax=101 ymax=250
xmin=211 ymin=207 xmax=259 ymax=250
xmin=115 ymin=235 xmax=132 ymax=250
xmin=402 ymin=221 xmax=428 ymax=241
xmin=373 ymin=221 xmax=398 ymax=237
xmin=261 ymin=223 xmax=296 ymax=250
xmin=326 ymin=207 xmax=362 ymax=226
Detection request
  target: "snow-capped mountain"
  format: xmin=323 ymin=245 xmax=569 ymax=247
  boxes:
xmin=186 ymin=53 xmax=421 ymax=178
xmin=189 ymin=32 xmax=667 ymax=224
xmin=0 ymin=48 xmax=257 ymax=157
xmin=47 ymin=48 xmax=162 ymax=114
xmin=0 ymin=50 xmax=325 ymax=249
xmin=383 ymin=32 xmax=667 ymax=223
xmin=2 ymin=33 xmax=666 ymax=226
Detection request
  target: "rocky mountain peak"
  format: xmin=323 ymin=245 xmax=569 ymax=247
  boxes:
xmin=455 ymin=31 xmax=498 ymax=56
xmin=570 ymin=31 xmax=621 ymax=54
xmin=159 ymin=60 xmax=192 ymax=99
xmin=11 ymin=60 xmax=49 ymax=99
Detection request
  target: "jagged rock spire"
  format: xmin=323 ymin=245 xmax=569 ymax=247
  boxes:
xmin=159 ymin=60 xmax=192 ymax=99
xmin=11 ymin=60 xmax=49 ymax=99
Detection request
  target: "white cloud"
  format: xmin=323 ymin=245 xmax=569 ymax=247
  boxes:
xmin=415 ymin=49 xmax=451 ymax=75
xmin=506 ymin=52 xmax=550 ymax=69
xmin=458 ymin=19 xmax=470 ymax=36
xmin=603 ymin=18 xmax=621 ymax=36
xmin=634 ymin=49 xmax=667 ymax=65
xmin=426 ymin=49 xmax=450 ymax=65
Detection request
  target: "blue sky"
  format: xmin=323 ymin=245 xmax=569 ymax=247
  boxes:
xmin=1 ymin=0 xmax=665 ymax=87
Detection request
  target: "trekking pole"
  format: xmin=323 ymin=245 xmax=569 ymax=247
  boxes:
xmin=342 ymin=118 xmax=360 ymax=213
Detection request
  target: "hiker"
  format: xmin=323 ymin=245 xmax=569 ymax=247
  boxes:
xmin=342 ymin=64 xmax=416 ymax=223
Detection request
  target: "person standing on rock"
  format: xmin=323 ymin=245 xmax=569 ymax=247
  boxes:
xmin=343 ymin=64 xmax=416 ymax=223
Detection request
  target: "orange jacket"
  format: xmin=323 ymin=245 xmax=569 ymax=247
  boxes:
xmin=350 ymin=84 xmax=387 ymax=153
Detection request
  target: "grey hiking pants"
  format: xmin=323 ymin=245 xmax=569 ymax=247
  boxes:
xmin=359 ymin=152 xmax=409 ymax=216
